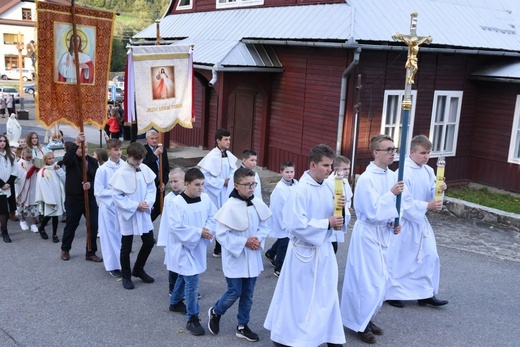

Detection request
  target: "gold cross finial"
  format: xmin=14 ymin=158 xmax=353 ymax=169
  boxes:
xmin=392 ymin=12 xmax=432 ymax=84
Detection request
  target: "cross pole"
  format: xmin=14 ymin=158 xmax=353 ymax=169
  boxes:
xmin=392 ymin=11 xmax=432 ymax=227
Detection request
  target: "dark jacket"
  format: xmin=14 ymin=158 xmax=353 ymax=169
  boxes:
xmin=63 ymin=143 xmax=98 ymax=203
xmin=143 ymin=144 xmax=169 ymax=186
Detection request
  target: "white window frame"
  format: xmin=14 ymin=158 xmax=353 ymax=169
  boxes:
xmin=508 ymin=95 xmax=520 ymax=164
xmin=216 ymin=0 xmax=263 ymax=9
xmin=428 ymin=90 xmax=463 ymax=157
xmin=380 ymin=90 xmax=418 ymax=161
xmin=176 ymin=0 xmax=193 ymax=10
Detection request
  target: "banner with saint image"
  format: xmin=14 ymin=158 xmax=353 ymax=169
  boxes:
xmin=128 ymin=45 xmax=193 ymax=133
xmin=36 ymin=1 xmax=114 ymax=128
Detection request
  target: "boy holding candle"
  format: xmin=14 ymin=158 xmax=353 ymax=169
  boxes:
xmin=385 ymin=134 xmax=449 ymax=308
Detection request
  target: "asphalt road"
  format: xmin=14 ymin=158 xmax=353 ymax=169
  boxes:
xmin=0 ymin=208 xmax=519 ymax=347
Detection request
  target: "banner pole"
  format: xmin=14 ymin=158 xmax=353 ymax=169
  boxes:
xmin=71 ymin=0 xmax=92 ymax=251
xmin=155 ymin=19 xmax=165 ymax=214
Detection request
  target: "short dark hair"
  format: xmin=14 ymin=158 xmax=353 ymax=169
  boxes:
xmin=234 ymin=167 xmax=255 ymax=183
xmin=185 ymin=168 xmax=204 ymax=183
xmin=106 ymin=138 xmax=122 ymax=150
xmin=280 ymin=161 xmax=295 ymax=171
xmin=215 ymin=128 xmax=230 ymax=141
xmin=309 ymin=144 xmax=335 ymax=164
xmin=242 ymin=149 xmax=257 ymax=159
xmin=126 ymin=142 xmax=147 ymax=160
xmin=64 ymin=141 xmax=75 ymax=152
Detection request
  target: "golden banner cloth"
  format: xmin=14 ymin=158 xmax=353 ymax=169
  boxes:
xmin=36 ymin=2 xmax=115 ymax=129
xmin=130 ymin=45 xmax=193 ymax=134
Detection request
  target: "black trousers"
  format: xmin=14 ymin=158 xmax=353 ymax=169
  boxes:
xmin=61 ymin=199 xmax=98 ymax=256
xmin=151 ymin=190 xmax=162 ymax=222
xmin=120 ymin=231 xmax=155 ymax=279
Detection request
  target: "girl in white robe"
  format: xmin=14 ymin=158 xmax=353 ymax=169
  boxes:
xmin=35 ymin=152 xmax=66 ymax=243
xmin=15 ymin=148 xmax=39 ymax=232
xmin=0 ymin=135 xmax=18 ymax=243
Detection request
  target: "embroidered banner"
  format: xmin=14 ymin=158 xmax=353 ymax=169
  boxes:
xmin=36 ymin=1 xmax=115 ymax=129
xmin=129 ymin=45 xmax=193 ymax=134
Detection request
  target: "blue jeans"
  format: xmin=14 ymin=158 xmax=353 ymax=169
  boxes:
xmin=266 ymin=237 xmax=289 ymax=272
xmin=214 ymin=277 xmax=257 ymax=326
xmin=170 ymin=274 xmax=199 ymax=320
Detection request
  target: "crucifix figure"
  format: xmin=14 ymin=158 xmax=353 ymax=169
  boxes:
xmin=392 ymin=12 xmax=432 ymax=85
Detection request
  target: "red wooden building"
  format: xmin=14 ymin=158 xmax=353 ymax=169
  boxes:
xmin=133 ymin=0 xmax=520 ymax=192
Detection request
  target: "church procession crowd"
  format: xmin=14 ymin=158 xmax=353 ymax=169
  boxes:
xmin=0 ymin=124 xmax=450 ymax=346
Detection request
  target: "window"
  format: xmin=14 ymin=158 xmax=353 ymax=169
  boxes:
xmin=176 ymin=0 xmax=193 ymax=10
xmin=380 ymin=90 xmax=418 ymax=160
xmin=508 ymin=95 xmax=520 ymax=164
xmin=428 ymin=91 xmax=463 ymax=157
xmin=3 ymin=34 xmax=23 ymax=45
xmin=22 ymin=8 xmax=32 ymax=21
xmin=216 ymin=0 xmax=263 ymax=9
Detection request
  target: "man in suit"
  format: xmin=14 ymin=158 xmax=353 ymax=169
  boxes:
xmin=143 ymin=130 xmax=170 ymax=221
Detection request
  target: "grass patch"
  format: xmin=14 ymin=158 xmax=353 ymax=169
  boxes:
xmin=116 ymin=13 xmax=136 ymax=23
xmin=446 ymin=186 xmax=520 ymax=214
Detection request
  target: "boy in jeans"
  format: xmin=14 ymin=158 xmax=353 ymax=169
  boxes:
xmin=208 ymin=167 xmax=271 ymax=342
xmin=167 ymin=168 xmax=216 ymax=336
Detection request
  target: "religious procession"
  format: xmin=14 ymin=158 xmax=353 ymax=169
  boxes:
xmin=3 ymin=0 xmax=520 ymax=346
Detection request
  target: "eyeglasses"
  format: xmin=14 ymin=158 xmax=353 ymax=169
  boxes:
xmin=236 ymin=182 xmax=258 ymax=189
xmin=375 ymin=147 xmax=398 ymax=154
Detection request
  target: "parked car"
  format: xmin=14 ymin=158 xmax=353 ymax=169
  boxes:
xmin=0 ymin=87 xmax=21 ymax=104
xmin=113 ymin=75 xmax=124 ymax=89
xmin=0 ymin=68 xmax=34 ymax=81
xmin=107 ymin=86 xmax=124 ymax=103
xmin=24 ymin=84 xmax=35 ymax=95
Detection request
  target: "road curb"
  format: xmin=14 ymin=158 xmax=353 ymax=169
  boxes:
xmin=443 ymin=196 xmax=520 ymax=232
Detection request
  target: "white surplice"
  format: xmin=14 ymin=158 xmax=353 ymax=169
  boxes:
xmin=35 ymin=165 xmax=66 ymax=216
xmin=197 ymin=147 xmax=237 ymax=209
xmin=94 ymin=159 xmax=123 ymax=272
xmin=109 ymin=162 xmax=156 ymax=236
xmin=264 ymin=171 xmax=346 ymax=347
xmin=326 ymin=172 xmax=353 ymax=243
xmin=340 ymin=162 xmax=398 ymax=332
xmin=164 ymin=193 xmax=217 ymax=276
xmin=386 ymin=157 xmax=440 ymax=300
xmin=213 ymin=196 xmax=271 ymax=278
xmin=267 ymin=178 xmax=298 ymax=238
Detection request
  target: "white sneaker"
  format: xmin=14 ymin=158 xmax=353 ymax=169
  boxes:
xmin=20 ymin=220 xmax=29 ymax=230
xmin=30 ymin=224 xmax=39 ymax=233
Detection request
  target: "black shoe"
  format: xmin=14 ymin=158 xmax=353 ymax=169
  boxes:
xmin=109 ymin=270 xmax=122 ymax=278
xmin=39 ymin=228 xmax=49 ymax=240
xmin=368 ymin=321 xmax=383 ymax=335
xmin=327 ymin=344 xmax=344 ymax=347
xmin=169 ymin=301 xmax=187 ymax=314
xmin=358 ymin=327 xmax=376 ymax=344
xmin=236 ymin=325 xmax=259 ymax=342
xmin=186 ymin=315 xmax=205 ymax=336
xmin=208 ymin=307 xmax=221 ymax=335
xmin=2 ymin=233 xmax=11 ymax=243
xmin=212 ymin=251 xmax=221 ymax=258
xmin=272 ymin=342 xmax=290 ymax=347
xmin=52 ymin=235 xmax=60 ymax=243
xmin=418 ymin=296 xmax=449 ymax=307
xmin=264 ymin=252 xmax=275 ymax=267
xmin=122 ymin=278 xmax=134 ymax=290
xmin=132 ymin=270 xmax=155 ymax=283
xmin=386 ymin=300 xmax=405 ymax=308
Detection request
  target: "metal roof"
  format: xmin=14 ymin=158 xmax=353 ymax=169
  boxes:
xmin=470 ymin=61 xmax=520 ymax=82
xmin=133 ymin=0 xmax=520 ymax=68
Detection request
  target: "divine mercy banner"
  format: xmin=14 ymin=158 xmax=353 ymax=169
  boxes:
xmin=127 ymin=45 xmax=193 ymax=133
xmin=36 ymin=1 xmax=115 ymax=128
